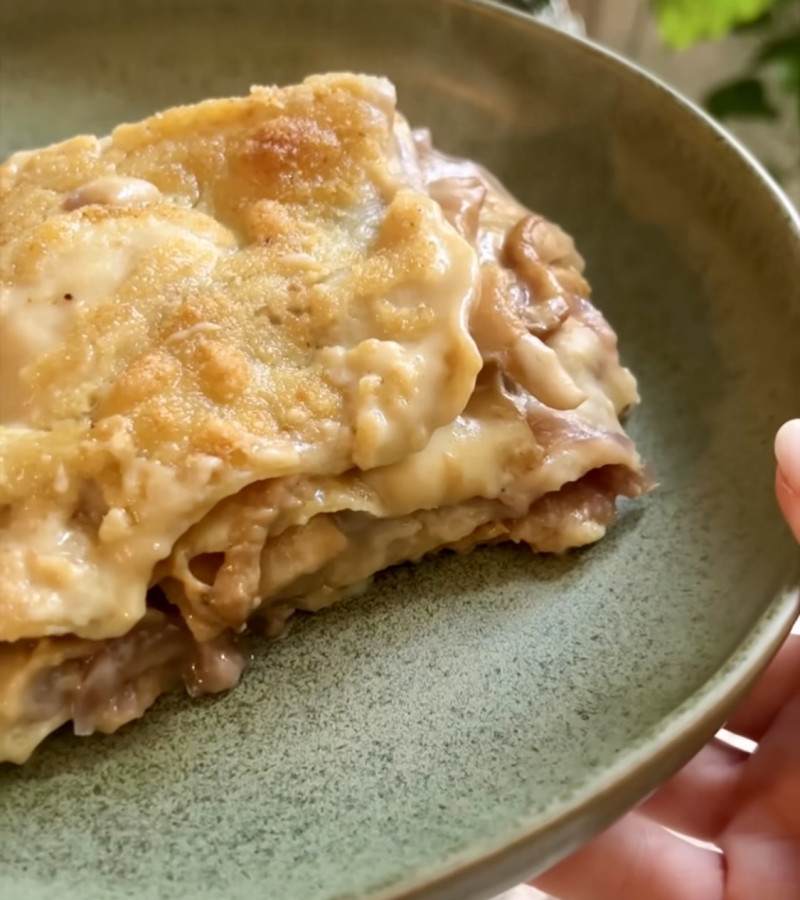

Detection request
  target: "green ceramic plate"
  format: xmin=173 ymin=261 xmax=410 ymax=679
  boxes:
xmin=1 ymin=2 xmax=799 ymax=899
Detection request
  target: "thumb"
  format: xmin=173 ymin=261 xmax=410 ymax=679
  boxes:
xmin=775 ymin=420 xmax=800 ymax=542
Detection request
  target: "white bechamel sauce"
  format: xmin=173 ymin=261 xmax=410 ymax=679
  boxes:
xmin=63 ymin=175 xmax=161 ymax=211
xmin=0 ymin=218 xmax=227 ymax=425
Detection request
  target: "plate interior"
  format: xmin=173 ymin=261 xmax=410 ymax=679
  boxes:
xmin=0 ymin=2 xmax=799 ymax=899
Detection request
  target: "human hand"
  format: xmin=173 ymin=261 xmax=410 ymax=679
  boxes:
xmin=531 ymin=420 xmax=800 ymax=900
xmin=776 ymin=420 xmax=800 ymax=542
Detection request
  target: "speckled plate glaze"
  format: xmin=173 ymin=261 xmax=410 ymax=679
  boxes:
xmin=1 ymin=2 xmax=799 ymax=899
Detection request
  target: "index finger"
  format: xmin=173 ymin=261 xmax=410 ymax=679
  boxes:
xmin=726 ymin=632 xmax=800 ymax=742
xmin=775 ymin=420 xmax=800 ymax=541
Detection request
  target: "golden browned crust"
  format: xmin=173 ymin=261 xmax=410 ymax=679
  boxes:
xmin=0 ymin=74 xmax=481 ymax=642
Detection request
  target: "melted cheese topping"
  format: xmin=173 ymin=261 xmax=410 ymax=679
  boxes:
xmin=0 ymin=74 xmax=482 ymax=642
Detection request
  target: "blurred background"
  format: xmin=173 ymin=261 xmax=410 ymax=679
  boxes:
xmin=493 ymin=1 xmax=798 ymax=898
xmin=509 ymin=0 xmax=800 ymax=207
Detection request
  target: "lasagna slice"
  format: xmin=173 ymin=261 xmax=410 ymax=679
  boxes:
xmin=0 ymin=74 xmax=651 ymax=764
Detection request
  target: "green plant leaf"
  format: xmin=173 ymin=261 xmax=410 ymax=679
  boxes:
xmin=758 ymin=30 xmax=800 ymax=63
xmin=652 ymin=0 xmax=780 ymax=48
xmin=758 ymin=30 xmax=800 ymax=82
xmin=501 ymin=0 xmax=551 ymax=11
xmin=757 ymin=30 xmax=800 ymax=128
xmin=705 ymin=77 xmax=779 ymax=118
xmin=730 ymin=7 xmax=778 ymax=33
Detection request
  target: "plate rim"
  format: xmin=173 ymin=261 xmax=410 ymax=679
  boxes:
xmin=2 ymin=2 xmax=799 ymax=898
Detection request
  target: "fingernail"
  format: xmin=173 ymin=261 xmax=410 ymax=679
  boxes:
xmin=775 ymin=419 xmax=800 ymax=494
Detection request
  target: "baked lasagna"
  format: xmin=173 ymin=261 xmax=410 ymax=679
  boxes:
xmin=0 ymin=74 xmax=650 ymax=763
